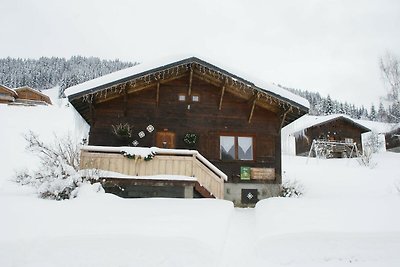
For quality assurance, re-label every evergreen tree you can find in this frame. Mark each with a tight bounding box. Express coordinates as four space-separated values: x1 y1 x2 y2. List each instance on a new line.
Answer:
369 104 377 121
377 102 387 122
325 95 334 115
0 56 136 94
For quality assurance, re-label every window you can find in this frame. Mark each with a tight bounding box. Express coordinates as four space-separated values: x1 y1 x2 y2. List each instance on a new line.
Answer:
178 94 186 101
192 95 200 102
220 135 254 160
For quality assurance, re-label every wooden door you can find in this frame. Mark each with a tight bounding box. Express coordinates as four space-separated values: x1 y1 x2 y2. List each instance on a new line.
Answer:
156 131 176 148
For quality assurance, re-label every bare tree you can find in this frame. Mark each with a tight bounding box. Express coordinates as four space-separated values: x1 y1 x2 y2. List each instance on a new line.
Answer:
380 52 400 122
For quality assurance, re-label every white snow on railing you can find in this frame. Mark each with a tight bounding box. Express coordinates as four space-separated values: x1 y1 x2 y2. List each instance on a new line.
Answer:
80 145 228 181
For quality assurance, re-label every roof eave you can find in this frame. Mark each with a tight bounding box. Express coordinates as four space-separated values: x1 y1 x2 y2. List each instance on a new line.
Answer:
67 56 309 113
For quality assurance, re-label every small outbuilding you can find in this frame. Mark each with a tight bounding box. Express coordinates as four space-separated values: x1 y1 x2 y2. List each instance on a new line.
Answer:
282 114 371 157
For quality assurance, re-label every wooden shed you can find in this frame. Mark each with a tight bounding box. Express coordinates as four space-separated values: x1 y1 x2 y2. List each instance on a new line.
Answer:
66 56 309 206
14 86 52 105
282 114 370 157
0 84 17 104
385 125 400 152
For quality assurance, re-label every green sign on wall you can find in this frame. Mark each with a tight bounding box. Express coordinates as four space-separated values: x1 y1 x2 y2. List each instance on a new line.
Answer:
240 166 251 180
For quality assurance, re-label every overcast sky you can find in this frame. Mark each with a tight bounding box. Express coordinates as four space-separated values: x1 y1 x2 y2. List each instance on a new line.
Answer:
1 0 400 107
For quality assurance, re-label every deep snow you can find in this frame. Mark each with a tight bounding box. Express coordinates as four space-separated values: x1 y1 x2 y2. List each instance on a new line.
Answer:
1 90 400 266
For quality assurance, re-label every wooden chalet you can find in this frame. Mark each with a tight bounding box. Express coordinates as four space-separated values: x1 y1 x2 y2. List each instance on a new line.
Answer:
282 114 371 158
0 84 18 104
14 86 52 105
66 56 309 206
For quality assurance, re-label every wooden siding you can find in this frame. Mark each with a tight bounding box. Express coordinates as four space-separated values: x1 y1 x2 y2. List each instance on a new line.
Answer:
0 86 16 103
15 88 52 105
295 118 367 155
80 150 224 198
87 74 282 183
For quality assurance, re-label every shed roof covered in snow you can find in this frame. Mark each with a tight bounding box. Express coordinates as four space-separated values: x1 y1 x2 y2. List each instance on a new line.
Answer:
66 56 309 126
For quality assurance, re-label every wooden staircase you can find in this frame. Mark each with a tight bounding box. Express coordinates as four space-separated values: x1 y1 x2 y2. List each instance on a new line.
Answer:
194 182 215 198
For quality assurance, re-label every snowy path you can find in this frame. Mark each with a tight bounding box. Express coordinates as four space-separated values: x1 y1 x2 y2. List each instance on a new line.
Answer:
219 208 258 267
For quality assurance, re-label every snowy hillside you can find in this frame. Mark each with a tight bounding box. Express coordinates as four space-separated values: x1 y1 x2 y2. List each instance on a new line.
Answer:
1 93 400 267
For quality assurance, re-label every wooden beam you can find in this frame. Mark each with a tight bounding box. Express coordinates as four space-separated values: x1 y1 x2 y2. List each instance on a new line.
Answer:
89 96 96 125
279 107 292 133
248 94 257 123
219 78 228 110
156 82 160 107
89 72 189 105
188 67 193 96
123 85 128 116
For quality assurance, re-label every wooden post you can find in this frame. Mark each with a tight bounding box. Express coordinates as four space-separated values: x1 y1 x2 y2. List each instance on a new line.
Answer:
188 67 193 96
156 82 160 107
219 78 227 110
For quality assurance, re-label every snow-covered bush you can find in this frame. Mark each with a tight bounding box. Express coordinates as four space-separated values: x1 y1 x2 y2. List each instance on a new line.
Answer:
14 131 101 200
357 147 377 168
280 180 304 197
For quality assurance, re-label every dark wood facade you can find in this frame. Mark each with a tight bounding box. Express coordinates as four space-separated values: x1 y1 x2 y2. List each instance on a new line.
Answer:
88 75 283 183
68 57 309 204
295 116 370 156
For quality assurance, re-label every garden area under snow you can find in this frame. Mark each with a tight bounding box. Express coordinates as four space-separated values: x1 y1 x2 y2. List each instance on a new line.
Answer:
0 91 400 267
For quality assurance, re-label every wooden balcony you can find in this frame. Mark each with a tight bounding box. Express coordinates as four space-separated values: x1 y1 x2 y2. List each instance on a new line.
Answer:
80 146 227 199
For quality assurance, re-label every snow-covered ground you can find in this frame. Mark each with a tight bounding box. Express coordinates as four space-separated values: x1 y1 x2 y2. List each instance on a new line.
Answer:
1 91 400 266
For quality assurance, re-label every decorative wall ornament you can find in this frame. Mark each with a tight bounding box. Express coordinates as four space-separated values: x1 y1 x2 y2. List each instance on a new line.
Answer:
111 123 133 140
146 125 154 133
138 131 145 138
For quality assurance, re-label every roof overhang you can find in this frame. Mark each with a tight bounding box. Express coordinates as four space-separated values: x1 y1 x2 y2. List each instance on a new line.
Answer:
67 57 309 126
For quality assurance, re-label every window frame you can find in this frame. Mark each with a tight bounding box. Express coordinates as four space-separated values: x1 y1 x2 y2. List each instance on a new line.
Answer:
178 94 186 102
191 94 200 102
219 134 255 161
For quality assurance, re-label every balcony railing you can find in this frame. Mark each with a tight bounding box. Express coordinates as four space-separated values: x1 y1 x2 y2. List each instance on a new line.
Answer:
79 146 227 199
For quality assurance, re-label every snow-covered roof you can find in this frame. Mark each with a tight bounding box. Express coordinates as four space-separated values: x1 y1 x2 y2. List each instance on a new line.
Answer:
353 119 396 134
15 86 50 99
66 55 309 110
282 114 372 136
0 84 17 96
